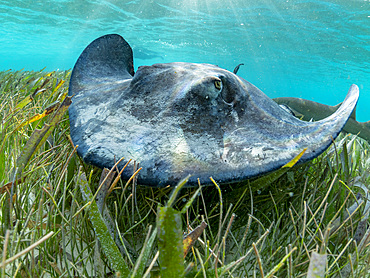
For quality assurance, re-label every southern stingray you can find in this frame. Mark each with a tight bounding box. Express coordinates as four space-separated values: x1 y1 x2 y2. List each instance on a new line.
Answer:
68 34 359 187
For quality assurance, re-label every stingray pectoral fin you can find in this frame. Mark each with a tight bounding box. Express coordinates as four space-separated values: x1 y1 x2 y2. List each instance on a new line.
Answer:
69 34 134 97
299 84 359 161
276 84 358 168
273 85 368 143
228 84 359 180
322 84 358 122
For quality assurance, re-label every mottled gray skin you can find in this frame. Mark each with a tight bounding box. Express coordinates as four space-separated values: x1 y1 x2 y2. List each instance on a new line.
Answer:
273 97 370 143
68 34 359 187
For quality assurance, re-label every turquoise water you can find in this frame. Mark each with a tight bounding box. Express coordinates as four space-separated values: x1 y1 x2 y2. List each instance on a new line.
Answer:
1 0 369 121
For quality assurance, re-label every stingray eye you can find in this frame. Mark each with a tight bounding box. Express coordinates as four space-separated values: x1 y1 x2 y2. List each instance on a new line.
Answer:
214 80 222 90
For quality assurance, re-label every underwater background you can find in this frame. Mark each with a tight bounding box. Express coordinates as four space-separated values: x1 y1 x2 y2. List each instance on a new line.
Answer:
1 0 368 121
